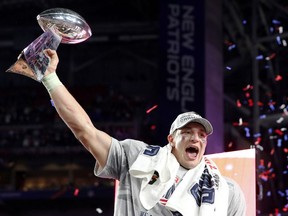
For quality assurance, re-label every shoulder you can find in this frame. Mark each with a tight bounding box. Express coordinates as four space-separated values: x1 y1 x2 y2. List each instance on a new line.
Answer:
224 176 244 199
98 138 149 177
119 138 148 152
112 138 167 161
225 176 240 190
112 138 150 161
224 177 247 216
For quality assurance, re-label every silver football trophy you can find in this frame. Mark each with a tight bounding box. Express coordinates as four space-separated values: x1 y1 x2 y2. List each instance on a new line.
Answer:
6 8 92 81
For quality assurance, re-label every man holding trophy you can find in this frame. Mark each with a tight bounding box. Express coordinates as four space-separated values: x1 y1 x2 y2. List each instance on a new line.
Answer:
6 8 246 216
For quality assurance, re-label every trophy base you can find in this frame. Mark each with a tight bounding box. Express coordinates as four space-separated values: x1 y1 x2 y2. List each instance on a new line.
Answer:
6 54 38 81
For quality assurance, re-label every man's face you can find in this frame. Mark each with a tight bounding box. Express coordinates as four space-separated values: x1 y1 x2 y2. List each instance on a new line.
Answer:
169 122 208 169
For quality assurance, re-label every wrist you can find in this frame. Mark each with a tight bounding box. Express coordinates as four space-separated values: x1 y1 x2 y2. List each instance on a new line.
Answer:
42 72 63 93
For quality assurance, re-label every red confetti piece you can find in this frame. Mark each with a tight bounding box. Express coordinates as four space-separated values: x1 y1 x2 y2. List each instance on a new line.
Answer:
248 99 254 106
275 129 284 136
268 161 272 168
257 101 264 106
233 122 249 126
74 188 79 196
255 137 262 145
232 118 249 126
146 105 158 114
275 75 283 81
259 173 268 181
275 208 279 214
236 99 242 107
268 101 276 106
267 53 276 60
242 85 253 91
224 40 233 46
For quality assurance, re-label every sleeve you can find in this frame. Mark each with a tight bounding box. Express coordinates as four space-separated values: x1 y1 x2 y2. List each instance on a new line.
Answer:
94 137 124 180
94 138 148 180
225 177 247 216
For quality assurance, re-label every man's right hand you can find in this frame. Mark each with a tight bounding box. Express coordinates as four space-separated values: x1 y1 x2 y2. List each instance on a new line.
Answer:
44 49 59 76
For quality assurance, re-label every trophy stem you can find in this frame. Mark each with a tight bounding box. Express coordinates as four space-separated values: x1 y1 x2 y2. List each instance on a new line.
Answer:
6 28 62 82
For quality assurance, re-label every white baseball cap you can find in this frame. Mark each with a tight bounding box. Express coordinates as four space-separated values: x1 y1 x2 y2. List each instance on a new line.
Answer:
169 111 213 135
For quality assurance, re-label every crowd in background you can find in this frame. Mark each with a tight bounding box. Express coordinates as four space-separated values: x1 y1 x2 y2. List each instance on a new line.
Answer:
0 86 146 149
0 86 148 194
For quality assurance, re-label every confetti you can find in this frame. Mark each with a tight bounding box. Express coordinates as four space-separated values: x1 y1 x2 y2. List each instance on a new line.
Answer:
146 105 158 114
275 75 282 81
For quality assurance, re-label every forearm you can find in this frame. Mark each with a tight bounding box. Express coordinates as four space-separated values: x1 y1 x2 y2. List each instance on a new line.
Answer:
42 73 89 137
51 85 93 140
42 72 111 168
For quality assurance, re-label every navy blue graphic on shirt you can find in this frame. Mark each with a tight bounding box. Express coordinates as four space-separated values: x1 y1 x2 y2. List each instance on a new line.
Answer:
143 145 160 156
190 166 215 206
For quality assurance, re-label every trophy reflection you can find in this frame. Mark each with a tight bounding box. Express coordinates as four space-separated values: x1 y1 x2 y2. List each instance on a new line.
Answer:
6 8 92 81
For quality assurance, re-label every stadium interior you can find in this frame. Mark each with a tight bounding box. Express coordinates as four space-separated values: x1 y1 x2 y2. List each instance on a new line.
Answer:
0 0 288 215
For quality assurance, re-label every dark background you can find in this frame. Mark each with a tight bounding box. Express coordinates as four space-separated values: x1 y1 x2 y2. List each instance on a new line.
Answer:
0 0 288 215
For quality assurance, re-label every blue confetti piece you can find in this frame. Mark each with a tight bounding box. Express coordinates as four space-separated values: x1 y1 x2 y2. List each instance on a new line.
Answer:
272 19 281 24
256 55 264 60
228 44 236 51
269 104 275 111
254 133 261 138
270 27 274 33
276 36 281 45
244 127 250 137
278 190 285 197
226 66 232 70
50 99 55 107
277 139 282 147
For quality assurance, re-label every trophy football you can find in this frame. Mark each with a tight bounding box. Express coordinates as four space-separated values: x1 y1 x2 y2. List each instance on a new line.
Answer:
6 8 92 81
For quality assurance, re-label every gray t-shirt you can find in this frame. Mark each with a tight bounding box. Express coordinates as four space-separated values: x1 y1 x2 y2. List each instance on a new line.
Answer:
95 138 246 216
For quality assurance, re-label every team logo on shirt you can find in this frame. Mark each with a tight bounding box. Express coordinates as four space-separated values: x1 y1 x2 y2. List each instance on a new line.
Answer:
190 166 216 206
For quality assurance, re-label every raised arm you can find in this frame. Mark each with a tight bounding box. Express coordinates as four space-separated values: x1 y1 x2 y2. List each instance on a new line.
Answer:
42 49 112 169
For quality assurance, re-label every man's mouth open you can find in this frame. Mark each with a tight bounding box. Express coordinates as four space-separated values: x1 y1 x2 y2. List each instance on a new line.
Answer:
185 146 199 160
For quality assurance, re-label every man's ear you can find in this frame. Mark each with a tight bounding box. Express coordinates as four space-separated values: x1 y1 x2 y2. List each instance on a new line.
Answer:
167 134 174 147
